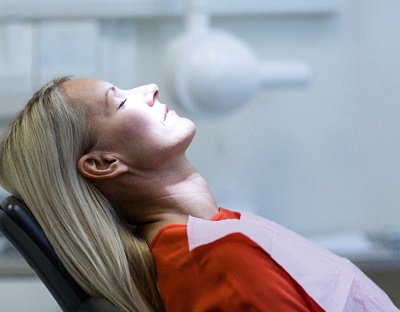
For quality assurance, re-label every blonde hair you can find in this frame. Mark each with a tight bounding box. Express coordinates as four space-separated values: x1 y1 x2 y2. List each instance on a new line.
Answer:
0 77 165 312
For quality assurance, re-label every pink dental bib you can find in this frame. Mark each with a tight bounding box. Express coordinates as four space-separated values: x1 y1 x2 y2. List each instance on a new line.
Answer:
187 211 398 311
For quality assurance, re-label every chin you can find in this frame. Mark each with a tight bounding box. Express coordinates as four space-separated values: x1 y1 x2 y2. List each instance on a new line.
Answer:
187 120 197 138
180 121 196 147
179 116 196 132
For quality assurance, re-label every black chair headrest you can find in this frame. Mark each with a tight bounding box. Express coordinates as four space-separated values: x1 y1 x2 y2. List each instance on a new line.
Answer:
0 195 89 311
0 195 124 312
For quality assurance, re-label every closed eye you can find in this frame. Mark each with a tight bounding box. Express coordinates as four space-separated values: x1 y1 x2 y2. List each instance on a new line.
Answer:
118 98 127 109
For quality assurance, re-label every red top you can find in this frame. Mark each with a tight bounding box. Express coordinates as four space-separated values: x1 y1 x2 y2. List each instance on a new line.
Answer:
150 208 324 311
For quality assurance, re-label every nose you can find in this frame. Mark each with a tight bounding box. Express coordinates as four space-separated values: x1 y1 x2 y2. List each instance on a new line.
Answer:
126 84 159 107
141 84 159 107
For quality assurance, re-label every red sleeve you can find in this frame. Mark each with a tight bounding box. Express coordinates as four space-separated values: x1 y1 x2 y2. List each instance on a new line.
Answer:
151 226 323 312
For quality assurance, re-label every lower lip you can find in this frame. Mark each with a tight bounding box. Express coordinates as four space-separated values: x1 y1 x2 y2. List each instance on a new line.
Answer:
166 109 175 119
165 110 176 122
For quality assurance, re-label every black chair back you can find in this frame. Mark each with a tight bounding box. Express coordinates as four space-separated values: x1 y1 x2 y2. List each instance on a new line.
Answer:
0 195 122 312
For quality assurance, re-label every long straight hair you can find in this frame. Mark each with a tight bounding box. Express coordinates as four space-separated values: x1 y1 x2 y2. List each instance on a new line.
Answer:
0 77 165 312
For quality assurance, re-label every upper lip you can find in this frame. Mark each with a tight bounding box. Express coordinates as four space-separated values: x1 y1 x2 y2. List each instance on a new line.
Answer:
164 105 168 120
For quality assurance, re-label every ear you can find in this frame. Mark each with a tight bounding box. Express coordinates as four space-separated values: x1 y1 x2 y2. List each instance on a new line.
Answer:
77 153 129 180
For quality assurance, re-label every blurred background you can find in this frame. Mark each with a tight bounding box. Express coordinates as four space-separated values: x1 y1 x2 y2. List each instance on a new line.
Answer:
0 0 399 310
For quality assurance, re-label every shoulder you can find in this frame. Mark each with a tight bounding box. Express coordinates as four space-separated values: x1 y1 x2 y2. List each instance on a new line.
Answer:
151 218 286 283
152 226 319 311
151 220 266 272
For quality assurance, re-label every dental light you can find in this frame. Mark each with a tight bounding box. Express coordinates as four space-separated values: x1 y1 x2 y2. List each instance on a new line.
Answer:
165 3 312 117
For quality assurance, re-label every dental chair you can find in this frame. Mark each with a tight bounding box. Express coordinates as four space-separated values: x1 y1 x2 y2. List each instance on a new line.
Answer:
0 195 123 312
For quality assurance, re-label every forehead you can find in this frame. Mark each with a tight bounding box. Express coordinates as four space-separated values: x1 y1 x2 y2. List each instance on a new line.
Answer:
62 78 112 105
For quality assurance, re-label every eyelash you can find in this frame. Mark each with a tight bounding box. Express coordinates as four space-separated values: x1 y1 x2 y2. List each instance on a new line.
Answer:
118 98 127 109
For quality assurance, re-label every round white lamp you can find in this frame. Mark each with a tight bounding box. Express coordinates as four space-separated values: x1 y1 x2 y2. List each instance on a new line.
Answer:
165 10 312 116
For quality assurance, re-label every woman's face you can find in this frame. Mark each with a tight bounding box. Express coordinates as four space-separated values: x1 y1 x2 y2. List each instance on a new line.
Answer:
63 78 196 170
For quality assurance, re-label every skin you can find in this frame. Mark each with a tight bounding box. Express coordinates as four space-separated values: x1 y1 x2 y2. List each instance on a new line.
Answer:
62 78 219 244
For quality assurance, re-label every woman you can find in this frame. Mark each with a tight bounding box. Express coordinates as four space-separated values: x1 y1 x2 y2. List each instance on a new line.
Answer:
0 77 397 311
0 77 166 312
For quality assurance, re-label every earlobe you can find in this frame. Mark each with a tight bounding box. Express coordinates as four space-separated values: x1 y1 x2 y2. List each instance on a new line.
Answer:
77 153 128 180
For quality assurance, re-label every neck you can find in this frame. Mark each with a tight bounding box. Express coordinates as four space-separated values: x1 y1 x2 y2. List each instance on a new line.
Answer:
111 158 219 244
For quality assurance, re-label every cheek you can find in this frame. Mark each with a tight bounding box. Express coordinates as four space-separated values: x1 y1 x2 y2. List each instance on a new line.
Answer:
110 110 152 138
112 116 163 153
